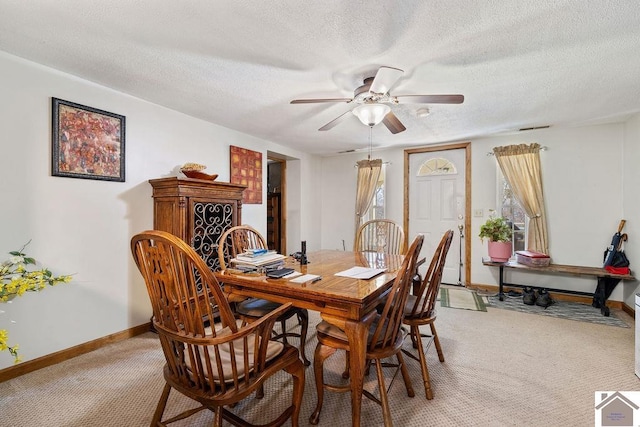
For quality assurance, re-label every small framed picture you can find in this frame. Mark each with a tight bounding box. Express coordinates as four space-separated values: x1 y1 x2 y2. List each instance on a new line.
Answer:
230 145 263 204
51 98 126 182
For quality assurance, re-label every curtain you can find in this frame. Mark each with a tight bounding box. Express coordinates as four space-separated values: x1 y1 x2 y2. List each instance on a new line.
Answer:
493 143 549 254
354 159 382 241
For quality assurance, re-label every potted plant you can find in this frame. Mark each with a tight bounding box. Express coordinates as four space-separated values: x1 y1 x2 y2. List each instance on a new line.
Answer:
479 216 513 262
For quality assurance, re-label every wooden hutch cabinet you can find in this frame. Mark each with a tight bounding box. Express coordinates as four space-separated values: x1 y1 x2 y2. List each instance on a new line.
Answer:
149 177 246 272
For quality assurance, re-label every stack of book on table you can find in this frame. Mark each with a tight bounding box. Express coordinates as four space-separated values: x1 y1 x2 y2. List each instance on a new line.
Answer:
231 248 286 270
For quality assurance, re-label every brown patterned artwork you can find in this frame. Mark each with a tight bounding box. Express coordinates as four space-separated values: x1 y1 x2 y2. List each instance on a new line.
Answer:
230 145 262 204
51 98 126 182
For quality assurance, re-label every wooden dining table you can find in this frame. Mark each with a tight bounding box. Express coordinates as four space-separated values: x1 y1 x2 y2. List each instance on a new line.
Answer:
214 249 408 427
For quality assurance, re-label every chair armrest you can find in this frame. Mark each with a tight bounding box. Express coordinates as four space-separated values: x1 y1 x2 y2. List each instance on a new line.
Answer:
157 302 293 347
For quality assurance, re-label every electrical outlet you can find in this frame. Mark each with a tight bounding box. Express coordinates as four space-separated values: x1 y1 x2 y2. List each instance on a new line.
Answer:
474 209 484 217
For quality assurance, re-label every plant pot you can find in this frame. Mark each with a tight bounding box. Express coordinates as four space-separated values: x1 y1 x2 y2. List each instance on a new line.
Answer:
488 241 512 262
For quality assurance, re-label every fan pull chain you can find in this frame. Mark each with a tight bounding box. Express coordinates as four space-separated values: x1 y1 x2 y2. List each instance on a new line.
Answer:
368 125 373 161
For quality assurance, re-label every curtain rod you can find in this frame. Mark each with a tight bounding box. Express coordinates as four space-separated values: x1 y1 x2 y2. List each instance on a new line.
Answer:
354 161 391 168
486 146 548 156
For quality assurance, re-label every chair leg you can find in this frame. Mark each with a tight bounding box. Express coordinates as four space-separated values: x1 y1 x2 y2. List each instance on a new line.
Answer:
151 383 171 427
374 359 393 427
430 323 445 362
411 325 419 349
397 352 415 398
255 384 265 399
213 407 223 427
284 357 306 427
309 343 337 425
280 319 289 344
413 328 433 400
297 310 310 366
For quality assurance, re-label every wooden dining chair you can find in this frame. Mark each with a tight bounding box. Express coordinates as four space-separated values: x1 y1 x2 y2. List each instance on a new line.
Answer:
354 219 406 255
218 225 310 366
354 219 424 293
310 234 424 427
402 230 454 400
131 230 304 427
217 225 269 270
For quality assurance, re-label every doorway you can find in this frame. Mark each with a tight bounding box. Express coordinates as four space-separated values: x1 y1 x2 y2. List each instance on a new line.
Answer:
404 142 471 286
267 157 286 254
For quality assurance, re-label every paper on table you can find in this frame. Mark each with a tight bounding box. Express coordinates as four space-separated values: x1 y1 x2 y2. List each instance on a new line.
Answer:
289 274 321 283
334 266 387 279
283 271 302 279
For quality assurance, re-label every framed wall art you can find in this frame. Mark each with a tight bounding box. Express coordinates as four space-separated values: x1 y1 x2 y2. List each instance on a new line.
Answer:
51 98 126 182
230 145 262 204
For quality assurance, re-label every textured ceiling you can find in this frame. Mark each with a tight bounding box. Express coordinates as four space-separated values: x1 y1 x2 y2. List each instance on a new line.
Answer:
1 1 640 156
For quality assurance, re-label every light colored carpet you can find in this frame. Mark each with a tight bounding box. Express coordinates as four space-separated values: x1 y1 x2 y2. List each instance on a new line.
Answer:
440 287 487 312
0 304 638 426
485 293 629 328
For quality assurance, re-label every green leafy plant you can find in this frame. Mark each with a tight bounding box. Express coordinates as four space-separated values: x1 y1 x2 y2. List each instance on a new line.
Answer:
1 242 72 363
478 216 513 243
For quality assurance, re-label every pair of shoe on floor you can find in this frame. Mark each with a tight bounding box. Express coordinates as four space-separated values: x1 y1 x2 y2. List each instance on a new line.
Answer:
523 287 553 308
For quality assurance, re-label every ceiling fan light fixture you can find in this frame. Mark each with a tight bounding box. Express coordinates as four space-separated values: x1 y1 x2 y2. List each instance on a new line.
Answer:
352 103 391 127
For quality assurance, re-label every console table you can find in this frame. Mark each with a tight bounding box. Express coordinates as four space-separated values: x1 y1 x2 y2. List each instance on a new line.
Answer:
482 258 635 301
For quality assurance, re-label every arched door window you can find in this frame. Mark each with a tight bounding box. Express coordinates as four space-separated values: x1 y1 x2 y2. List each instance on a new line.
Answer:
417 157 457 176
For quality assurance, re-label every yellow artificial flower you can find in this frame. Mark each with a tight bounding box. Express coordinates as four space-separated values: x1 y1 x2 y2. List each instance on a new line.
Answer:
1 242 73 363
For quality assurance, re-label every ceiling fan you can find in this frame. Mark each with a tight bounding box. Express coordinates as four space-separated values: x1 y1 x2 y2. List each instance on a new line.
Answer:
290 66 464 134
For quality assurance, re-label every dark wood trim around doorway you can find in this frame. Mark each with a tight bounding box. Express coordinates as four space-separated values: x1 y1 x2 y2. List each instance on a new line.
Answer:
403 142 472 286
267 156 287 255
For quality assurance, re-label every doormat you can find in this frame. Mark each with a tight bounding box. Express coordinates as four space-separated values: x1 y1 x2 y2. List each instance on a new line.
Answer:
440 288 487 312
485 294 629 328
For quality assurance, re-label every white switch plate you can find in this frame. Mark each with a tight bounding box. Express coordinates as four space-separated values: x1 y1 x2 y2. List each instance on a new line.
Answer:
474 209 483 217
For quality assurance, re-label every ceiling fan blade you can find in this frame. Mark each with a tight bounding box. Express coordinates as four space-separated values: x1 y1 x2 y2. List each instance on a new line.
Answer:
382 111 406 134
395 94 465 104
290 98 352 104
369 66 404 95
318 110 353 131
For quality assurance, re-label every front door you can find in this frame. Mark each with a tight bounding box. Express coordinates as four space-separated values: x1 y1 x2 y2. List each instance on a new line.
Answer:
405 143 470 285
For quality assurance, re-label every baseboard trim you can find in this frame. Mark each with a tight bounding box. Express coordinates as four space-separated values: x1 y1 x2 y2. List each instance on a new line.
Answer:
0 322 152 383
622 301 635 319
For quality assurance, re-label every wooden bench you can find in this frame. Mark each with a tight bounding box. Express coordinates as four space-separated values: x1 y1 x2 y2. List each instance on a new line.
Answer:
482 258 635 301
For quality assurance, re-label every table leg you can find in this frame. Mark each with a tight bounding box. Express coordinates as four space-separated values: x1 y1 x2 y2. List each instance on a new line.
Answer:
320 311 376 427
342 318 368 427
499 265 505 301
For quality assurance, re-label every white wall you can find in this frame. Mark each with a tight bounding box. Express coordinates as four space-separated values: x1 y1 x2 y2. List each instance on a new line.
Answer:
623 114 640 307
471 125 626 296
0 51 319 368
320 123 634 299
2 46 637 369
300 157 323 251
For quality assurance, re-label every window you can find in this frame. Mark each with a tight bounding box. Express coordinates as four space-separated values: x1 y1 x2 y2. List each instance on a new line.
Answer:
498 168 527 253
365 164 386 221
417 157 456 176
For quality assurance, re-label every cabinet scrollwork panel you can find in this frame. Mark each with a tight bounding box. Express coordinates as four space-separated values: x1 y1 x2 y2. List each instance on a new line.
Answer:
191 201 235 273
